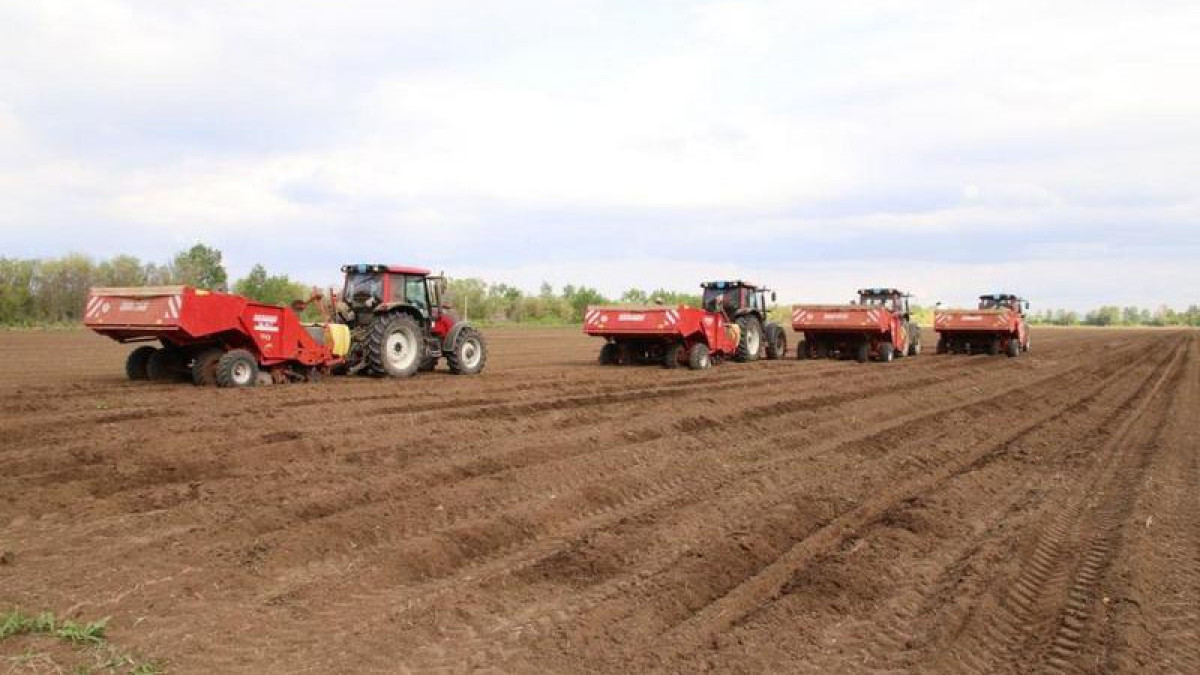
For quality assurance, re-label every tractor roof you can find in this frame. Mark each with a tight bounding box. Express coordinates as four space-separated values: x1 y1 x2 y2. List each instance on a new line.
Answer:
701 280 764 290
341 264 432 276
980 293 1023 301
858 287 907 297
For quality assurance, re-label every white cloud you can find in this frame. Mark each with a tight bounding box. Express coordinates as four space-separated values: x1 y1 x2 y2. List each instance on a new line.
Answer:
0 0 1197 309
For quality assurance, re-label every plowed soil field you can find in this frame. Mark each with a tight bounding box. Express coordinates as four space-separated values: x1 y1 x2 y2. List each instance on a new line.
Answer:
2 327 1197 673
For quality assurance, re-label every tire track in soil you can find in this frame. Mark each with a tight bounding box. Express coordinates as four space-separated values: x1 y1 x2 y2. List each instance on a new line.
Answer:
689 337 1182 675
290 336 1169 671
934 336 1188 674
623 336 1186 670
704 333 1187 675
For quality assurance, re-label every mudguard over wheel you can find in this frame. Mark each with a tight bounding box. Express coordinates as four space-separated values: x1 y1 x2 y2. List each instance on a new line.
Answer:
687 342 712 370
367 314 422 378
125 345 157 380
191 348 224 386
446 327 487 375
764 323 787 360
735 316 762 362
215 349 259 388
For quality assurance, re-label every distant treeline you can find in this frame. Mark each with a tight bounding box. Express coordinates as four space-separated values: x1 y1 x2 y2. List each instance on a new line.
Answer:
0 246 698 326
1028 306 1200 327
3 247 1196 327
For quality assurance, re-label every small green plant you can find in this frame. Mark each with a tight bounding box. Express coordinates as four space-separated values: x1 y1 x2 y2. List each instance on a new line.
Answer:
1 608 160 674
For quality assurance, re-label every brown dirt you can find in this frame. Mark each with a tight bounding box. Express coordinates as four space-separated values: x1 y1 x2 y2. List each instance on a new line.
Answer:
1 326 1196 673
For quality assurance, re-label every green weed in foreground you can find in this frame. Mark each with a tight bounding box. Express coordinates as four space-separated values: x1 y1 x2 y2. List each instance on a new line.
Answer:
1 608 162 674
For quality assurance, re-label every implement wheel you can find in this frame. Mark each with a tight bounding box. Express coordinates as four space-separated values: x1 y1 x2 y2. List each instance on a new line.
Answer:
125 346 156 380
447 327 487 375
879 342 896 362
191 348 224 386
1007 337 1021 358
599 343 619 365
855 341 870 363
367 314 422 378
215 349 259 388
987 338 1001 356
662 342 683 369
687 343 712 370
147 347 186 381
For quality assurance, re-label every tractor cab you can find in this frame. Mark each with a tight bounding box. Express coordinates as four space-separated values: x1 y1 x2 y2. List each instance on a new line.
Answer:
857 288 912 318
701 281 776 320
978 293 1028 313
339 264 452 324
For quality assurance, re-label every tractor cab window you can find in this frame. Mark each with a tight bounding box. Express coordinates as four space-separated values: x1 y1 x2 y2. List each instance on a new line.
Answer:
979 297 1000 310
702 287 738 316
345 273 383 306
861 294 887 307
748 290 763 312
406 276 429 313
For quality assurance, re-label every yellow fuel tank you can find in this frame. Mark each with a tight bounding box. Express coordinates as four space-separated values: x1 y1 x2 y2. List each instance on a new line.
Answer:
324 323 351 357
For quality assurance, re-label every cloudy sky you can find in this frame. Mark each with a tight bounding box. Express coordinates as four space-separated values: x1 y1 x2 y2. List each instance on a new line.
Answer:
1 0 1197 309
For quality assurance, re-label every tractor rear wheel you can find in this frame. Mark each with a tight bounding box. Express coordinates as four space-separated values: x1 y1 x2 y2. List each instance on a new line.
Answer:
599 343 619 365
367 315 423 378
147 347 186 381
735 317 762 362
855 341 870 363
215 349 259 388
191 348 224 386
764 323 787 360
662 342 683 369
1007 337 1021 357
125 346 157 380
687 343 712 370
879 342 896 362
447 327 487 375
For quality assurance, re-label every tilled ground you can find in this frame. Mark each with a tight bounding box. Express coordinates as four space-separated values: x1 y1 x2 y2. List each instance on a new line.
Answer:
1 327 1196 673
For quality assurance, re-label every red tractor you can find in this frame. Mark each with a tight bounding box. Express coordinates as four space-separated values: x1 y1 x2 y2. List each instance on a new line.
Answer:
584 280 787 370
334 264 487 377
934 293 1030 357
792 288 922 363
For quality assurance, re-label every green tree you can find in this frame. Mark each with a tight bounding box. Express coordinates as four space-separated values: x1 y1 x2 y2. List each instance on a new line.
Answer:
233 264 308 306
96 254 147 287
620 288 648 304
171 243 227 289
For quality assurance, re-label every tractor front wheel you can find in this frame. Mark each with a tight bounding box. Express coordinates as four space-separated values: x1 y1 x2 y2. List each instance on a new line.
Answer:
447 328 487 375
687 343 712 370
125 346 157 380
215 349 259 388
735 317 763 362
764 323 787 360
367 315 423 378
